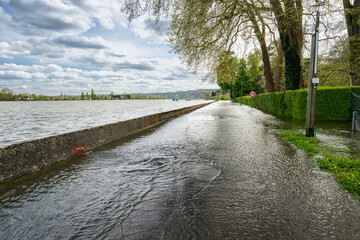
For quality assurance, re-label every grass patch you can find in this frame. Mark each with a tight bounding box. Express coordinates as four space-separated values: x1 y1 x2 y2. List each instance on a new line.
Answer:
279 131 321 156
279 130 360 199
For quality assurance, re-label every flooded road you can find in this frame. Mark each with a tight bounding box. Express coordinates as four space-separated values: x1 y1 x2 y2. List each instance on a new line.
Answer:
1 101 360 239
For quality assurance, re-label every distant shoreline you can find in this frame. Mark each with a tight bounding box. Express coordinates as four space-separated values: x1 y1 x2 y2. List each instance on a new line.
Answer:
0 88 219 101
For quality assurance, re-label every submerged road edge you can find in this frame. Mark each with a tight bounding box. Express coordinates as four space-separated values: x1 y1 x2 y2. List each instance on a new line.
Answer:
0 102 213 183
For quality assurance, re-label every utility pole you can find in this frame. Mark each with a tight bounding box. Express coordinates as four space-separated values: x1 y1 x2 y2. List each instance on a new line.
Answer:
305 5 321 137
240 80 243 105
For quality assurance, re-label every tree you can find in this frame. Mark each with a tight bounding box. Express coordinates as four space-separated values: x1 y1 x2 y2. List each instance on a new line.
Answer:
247 51 264 94
169 0 278 92
91 89 95 100
0 88 15 101
216 53 263 98
216 54 240 90
122 0 277 92
269 0 303 90
343 0 360 85
234 58 251 98
122 0 353 91
303 38 352 87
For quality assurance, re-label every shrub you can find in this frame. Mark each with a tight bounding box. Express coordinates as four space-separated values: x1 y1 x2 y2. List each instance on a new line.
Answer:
273 92 285 117
316 87 351 120
237 87 353 121
292 89 308 120
284 91 294 118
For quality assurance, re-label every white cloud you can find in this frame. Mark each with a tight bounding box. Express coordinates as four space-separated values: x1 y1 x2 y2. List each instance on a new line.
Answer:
0 70 32 79
9 0 93 34
0 62 218 95
131 17 170 44
54 35 109 49
0 1 219 95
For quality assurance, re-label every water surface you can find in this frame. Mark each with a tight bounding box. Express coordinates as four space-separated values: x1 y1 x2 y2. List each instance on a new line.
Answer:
1 102 360 239
0 99 208 147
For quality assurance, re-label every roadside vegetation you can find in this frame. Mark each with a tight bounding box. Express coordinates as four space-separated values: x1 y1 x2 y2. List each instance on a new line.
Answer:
123 1 360 92
235 86 360 121
279 130 360 199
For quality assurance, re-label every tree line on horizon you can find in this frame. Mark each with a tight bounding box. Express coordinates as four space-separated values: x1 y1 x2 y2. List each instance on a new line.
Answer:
0 88 168 101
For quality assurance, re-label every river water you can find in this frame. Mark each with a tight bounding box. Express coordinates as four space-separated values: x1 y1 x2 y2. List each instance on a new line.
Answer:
1 101 360 239
0 99 208 148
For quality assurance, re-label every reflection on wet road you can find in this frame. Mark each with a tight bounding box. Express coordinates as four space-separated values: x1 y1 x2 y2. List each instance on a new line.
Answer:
1 101 360 239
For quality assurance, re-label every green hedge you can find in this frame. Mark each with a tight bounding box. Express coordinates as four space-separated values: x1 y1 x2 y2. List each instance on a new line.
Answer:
235 86 355 121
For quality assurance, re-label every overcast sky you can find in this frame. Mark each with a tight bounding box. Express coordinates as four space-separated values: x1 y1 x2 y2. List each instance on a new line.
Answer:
0 0 219 95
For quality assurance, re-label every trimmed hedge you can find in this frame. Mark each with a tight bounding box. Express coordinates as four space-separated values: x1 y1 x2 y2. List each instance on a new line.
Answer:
235 86 355 121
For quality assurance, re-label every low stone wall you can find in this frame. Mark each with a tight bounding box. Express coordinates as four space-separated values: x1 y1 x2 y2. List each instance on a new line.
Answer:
0 102 212 183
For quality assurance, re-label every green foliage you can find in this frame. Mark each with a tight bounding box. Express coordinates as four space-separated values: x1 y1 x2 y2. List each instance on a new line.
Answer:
232 58 250 98
217 52 264 99
284 91 294 118
302 38 353 88
273 92 285 117
279 131 320 156
246 52 264 94
316 87 351 120
217 56 240 89
279 130 360 199
292 89 307 120
352 86 360 95
0 88 16 101
91 88 95 100
238 87 355 121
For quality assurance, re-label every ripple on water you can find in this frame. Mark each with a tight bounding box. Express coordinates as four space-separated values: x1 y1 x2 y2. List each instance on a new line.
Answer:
1 102 360 239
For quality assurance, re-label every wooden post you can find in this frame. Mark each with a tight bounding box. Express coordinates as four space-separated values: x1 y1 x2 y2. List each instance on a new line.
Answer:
305 6 321 137
240 80 243 105
305 34 316 137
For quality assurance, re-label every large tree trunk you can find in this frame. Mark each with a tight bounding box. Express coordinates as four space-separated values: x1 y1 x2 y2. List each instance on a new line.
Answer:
249 14 275 92
270 0 303 90
343 0 360 86
275 43 283 91
260 41 275 92
280 32 302 90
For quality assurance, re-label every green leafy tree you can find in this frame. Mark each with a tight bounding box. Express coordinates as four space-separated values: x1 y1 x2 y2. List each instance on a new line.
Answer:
0 88 15 101
91 89 95 100
303 39 352 87
247 51 264 94
233 59 251 98
122 0 278 92
216 54 240 92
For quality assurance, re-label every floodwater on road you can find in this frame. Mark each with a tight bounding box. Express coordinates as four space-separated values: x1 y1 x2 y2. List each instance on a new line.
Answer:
1 101 360 239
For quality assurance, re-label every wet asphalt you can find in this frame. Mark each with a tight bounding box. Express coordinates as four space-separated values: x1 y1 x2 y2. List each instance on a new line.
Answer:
1 101 360 240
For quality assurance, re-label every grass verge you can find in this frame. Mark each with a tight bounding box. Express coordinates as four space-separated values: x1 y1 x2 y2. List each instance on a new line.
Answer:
279 130 360 199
